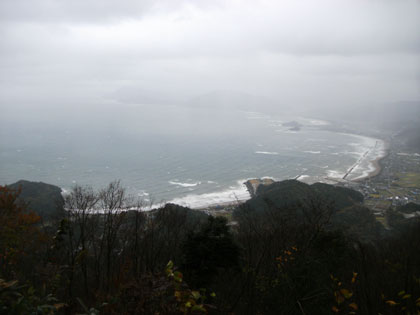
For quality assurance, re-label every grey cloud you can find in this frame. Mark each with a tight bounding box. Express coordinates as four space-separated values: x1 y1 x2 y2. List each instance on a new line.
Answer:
0 0 418 112
0 0 224 24
0 0 152 23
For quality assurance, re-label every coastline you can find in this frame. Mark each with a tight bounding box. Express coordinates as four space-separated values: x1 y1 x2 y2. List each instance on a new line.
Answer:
58 127 391 211
98 137 392 212
348 139 390 183
191 135 390 210
352 145 389 182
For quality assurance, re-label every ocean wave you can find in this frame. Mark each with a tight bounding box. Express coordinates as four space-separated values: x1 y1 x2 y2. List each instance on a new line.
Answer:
60 188 70 197
303 150 321 154
343 136 388 181
255 151 279 155
296 175 310 181
167 179 251 209
338 151 361 156
297 117 330 126
326 170 346 179
138 190 149 197
306 138 327 142
168 180 201 187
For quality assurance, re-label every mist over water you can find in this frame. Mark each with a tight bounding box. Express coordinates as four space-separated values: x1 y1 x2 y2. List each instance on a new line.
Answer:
0 104 382 207
0 0 418 209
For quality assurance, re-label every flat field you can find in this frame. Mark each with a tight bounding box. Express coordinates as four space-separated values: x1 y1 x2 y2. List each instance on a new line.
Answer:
393 172 420 188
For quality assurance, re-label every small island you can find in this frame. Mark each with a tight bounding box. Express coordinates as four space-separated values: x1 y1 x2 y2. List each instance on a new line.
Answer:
282 120 302 131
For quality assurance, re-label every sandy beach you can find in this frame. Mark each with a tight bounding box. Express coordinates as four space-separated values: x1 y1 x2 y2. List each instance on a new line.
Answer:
352 148 389 182
192 136 390 210
347 139 390 182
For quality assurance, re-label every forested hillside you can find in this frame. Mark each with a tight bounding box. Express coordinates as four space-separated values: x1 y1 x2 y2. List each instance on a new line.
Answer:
1 180 419 314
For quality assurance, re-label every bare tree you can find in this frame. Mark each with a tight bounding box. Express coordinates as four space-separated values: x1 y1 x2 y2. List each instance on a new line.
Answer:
64 185 99 297
96 180 127 293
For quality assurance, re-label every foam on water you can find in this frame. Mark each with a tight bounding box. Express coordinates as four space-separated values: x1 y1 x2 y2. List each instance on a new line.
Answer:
303 151 321 154
297 117 330 126
255 151 279 155
60 188 70 197
169 180 201 187
167 179 251 209
296 175 310 181
138 190 149 197
345 137 388 181
326 170 347 179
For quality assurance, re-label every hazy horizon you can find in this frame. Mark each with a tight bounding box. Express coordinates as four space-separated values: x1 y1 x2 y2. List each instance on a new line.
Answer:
1 0 420 205
1 0 419 118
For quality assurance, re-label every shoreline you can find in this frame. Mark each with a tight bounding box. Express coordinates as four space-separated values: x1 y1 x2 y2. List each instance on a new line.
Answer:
192 136 390 210
58 128 391 211
349 139 390 183
351 146 389 182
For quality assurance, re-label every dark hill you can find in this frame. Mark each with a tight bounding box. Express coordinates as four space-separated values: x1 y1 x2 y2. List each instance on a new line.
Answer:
252 180 363 212
331 205 383 239
237 179 382 239
397 202 420 214
152 203 209 224
311 182 364 209
8 180 65 221
254 179 313 209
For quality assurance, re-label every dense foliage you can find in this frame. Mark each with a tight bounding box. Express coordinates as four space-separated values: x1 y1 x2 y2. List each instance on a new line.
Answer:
1 180 419 314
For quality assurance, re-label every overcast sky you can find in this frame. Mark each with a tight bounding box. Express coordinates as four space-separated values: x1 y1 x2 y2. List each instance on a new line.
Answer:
0 0 419 112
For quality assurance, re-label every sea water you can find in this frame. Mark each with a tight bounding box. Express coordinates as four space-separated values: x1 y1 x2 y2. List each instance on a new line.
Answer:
0 104 386 208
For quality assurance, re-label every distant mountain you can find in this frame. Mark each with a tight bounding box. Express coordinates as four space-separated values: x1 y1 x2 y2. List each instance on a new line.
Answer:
186 90 288 113
303 100 420 124
111 86 174 106
8 180 65 221
395 123 420 151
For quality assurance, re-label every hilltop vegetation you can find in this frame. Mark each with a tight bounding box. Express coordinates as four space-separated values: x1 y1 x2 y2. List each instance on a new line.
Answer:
253 179 364 211
7 180 64 221
1 179 419 314
243 180 382 240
